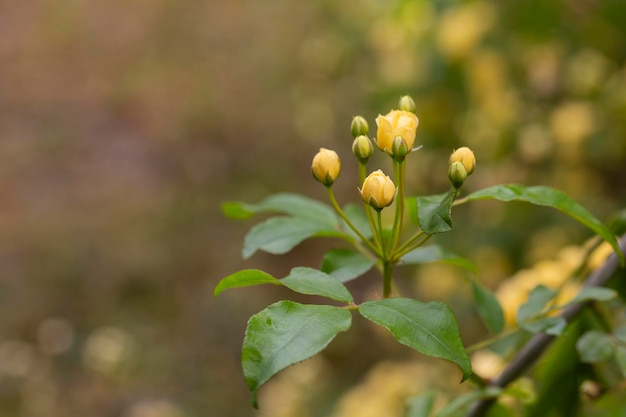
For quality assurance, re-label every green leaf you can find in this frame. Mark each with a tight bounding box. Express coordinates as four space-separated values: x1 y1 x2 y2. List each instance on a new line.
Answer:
516 285 566 335
516 285 556 323
464 184 625 265
570 287 617 304
400 245 478 274
242 216 343 258
406 391 436 417
281 267 354 303
222 193 338 226
576 330 615 363
242 301 352 408
320 248 376 283
416 189 458 235
359 298 472 380
214 269 280 296
470 280 505 334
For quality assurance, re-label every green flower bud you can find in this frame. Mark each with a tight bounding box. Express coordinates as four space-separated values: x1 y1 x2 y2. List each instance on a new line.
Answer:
398 95 416 113
350 115 369 138
312 148 341 186
391 136 409 161
448 161 468 188
352 135 373 164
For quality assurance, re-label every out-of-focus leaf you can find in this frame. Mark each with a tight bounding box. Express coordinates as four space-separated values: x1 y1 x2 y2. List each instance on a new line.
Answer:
615 346 626 378
570 287 617 304
416 189 458 235
614 326 626 344
242 301 351 408
406 391 436 417
214 269 280 296
516 285 556 323
359 298 471 380
222 193 337 226
400 245 478 273
435 388 501 417
281 267 353 303
576 330 615 363
242 216 343 258
517 285 565 335
470 280 505 334
406 196 419 225
520 317 567 336
464 185 625 265
320 248 376 283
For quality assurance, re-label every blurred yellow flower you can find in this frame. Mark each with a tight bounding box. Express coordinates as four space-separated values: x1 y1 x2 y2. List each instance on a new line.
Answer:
549 101 596 161
436 2 495 60
375 110 419 154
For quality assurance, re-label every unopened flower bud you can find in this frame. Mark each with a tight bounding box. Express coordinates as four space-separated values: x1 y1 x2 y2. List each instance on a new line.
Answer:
360 170 396 210
352 135 373 164
312 148 341 186
350 115 369 138
449 147 476 175
448 161 468 188
391 136 409 161
376 110 419 155
398 95 416 113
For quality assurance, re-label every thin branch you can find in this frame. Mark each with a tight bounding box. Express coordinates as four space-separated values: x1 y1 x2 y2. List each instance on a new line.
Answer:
466 234 626 417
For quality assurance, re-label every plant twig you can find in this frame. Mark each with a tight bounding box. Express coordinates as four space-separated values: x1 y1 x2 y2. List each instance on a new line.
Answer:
466 234 626 417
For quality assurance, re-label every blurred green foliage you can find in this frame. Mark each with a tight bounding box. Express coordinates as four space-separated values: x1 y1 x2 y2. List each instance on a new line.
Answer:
1 0 626 416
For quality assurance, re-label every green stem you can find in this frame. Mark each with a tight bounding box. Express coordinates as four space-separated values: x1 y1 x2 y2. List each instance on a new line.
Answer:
383 261 393 298
394 230 426 257
393 234 433 261
376 209 386 258
359 163 382 250
389 160 406 254
327 186 381 257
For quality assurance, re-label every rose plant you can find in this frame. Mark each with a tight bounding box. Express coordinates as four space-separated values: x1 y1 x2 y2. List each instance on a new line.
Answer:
215 96 625 415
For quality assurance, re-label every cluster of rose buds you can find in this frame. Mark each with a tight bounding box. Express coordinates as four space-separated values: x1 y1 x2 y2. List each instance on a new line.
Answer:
311 95 476 211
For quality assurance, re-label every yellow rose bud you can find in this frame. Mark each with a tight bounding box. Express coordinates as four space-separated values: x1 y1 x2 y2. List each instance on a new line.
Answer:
312 148 341 186
449 146 476 175
350 115 369 138
375 110 419 155
352 135 373 164
398 95 416 113
448 161 468 188
360 170 396 210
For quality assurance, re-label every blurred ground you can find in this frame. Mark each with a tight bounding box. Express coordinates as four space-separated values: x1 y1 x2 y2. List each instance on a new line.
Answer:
1 0 626 416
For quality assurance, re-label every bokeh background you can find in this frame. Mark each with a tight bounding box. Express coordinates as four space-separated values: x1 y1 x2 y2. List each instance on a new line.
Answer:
2 0 626 416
